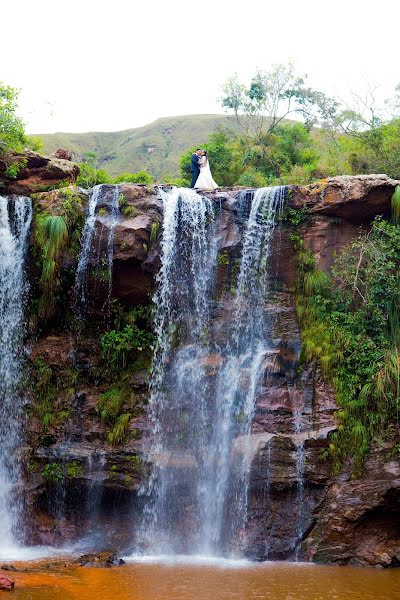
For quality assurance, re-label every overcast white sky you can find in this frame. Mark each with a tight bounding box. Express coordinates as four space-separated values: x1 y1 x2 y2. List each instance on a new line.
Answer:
2 0 399 133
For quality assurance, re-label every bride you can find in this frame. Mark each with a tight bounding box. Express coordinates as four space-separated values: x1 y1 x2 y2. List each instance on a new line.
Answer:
195 150 219 190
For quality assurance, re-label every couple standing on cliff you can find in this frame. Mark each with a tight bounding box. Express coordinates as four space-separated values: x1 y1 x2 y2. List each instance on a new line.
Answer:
190 149 219 190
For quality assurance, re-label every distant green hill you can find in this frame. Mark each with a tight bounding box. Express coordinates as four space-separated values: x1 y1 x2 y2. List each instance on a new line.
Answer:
37 114 241 178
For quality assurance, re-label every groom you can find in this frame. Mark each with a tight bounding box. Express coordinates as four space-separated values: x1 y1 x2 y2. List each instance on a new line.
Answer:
190 148 202 188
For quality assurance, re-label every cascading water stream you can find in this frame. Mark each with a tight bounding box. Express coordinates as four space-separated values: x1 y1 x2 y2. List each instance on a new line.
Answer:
293 409 305 559
208 186 285 553
137 185 285 558
75 184 120 315
139 187 218 554
0 195 32 557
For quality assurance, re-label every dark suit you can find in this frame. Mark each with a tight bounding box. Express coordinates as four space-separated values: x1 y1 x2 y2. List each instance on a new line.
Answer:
190 153 200 188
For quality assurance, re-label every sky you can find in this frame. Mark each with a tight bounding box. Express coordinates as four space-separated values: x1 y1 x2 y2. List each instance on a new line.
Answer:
2 0 399 134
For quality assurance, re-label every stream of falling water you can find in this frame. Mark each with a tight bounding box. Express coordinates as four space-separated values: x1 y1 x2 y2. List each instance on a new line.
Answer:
75 184 120 315
137 186 285 558
0 195 32 557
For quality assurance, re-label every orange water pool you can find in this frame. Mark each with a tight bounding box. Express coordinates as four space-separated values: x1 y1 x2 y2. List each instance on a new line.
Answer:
6 560 400 600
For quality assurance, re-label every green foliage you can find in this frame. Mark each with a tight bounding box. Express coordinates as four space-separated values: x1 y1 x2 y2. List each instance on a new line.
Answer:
0 82 26 155
217 251 230 266
97 387 125 423
4 158 27 179
76 162 111 188
113 171 153 184
150 221 160 244
29 358 74 432
33 189 84 321
100 324 155 371
107 413 132 445
96 387 137 446
42 463 62 484
122 205 137 217
392 186 400 225
237 168 270 187
34 214 68 320
280 206 310 225
296 219 400 474
66 461 83 478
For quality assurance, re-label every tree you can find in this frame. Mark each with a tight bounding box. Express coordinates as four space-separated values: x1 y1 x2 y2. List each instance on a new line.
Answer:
0 82 26 155
220 64 336 143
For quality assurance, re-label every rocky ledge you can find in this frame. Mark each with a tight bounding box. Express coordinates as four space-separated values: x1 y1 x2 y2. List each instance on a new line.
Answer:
1 149 79 195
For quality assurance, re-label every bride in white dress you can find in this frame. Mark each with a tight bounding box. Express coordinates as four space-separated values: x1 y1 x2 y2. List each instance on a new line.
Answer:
195 150 219 190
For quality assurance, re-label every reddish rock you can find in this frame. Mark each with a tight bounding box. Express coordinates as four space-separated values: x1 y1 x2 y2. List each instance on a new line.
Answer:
289 174 399 222
2 150 79 195
305 446 400 567
0 575 14 591
301 217 363 273
50 148 73 161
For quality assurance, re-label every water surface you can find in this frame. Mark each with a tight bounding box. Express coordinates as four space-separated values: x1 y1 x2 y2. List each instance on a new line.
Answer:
8 562 400 600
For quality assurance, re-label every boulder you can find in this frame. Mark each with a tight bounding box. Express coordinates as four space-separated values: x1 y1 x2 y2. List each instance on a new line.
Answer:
50 148 73 161
0 575 14 591
2 150 79 195
78 551 119 567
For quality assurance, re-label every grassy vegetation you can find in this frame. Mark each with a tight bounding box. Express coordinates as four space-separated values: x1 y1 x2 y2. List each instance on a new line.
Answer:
294 201 400 475
29 357 75 433
32 188 85 322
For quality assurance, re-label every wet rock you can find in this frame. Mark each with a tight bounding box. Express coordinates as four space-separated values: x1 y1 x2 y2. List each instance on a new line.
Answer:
304 446 400 567
0 574 14 591
78 551 119 567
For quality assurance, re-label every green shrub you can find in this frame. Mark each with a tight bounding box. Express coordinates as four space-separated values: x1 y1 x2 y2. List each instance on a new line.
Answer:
76 163 110 188
42 463 63 484
122 205 136 217
113 171 153 184
296 218 400 474
237 168 270 188
100 324 155 372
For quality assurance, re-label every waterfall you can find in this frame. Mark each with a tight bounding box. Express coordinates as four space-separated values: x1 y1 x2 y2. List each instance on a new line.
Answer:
207 186 285 553
138 186 285 558
139 187 218 554
294 410 305 559
75 184 120 315
0 195 32 556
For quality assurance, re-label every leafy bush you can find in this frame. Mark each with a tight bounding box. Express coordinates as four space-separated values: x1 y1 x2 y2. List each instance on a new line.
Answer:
100 324 154 371
42 463 63 484
296 218 400 474
113 171 153 184
122 205 136 217
76 163 110 188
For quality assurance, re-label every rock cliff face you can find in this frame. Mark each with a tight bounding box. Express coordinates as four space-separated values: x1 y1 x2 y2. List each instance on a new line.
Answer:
18 174 400 565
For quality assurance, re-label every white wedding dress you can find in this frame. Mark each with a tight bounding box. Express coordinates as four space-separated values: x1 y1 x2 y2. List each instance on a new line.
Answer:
195 157 219 190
